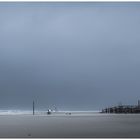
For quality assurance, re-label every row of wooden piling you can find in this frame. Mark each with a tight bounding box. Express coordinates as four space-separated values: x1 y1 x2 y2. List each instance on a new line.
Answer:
102 106 140 113
102 100 140 114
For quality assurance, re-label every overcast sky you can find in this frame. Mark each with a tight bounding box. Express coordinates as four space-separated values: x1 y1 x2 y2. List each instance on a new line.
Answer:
0 2 140 110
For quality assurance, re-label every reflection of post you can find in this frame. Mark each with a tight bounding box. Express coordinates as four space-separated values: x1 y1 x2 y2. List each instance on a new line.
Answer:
33 100 35 115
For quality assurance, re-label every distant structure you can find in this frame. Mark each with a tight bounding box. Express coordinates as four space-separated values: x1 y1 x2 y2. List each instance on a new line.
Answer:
138 100 140 108
101 100 140 114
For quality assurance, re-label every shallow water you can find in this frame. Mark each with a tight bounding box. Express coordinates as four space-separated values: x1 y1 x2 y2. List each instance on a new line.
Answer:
0 113 140 138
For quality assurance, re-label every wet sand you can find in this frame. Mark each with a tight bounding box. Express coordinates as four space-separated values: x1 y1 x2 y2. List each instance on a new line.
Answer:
0 113 140 138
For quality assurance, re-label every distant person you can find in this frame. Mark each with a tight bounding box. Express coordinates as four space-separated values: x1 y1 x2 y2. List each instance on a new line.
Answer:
47 109 51 115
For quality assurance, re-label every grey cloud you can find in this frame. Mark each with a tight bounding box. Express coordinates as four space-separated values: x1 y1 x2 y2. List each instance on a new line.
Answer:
0 2 140 110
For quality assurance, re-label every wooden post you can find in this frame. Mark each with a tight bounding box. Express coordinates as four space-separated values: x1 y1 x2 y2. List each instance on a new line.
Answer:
33 100 35 115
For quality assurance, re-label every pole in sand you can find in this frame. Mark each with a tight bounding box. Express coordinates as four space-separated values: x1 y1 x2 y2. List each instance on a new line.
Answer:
33 100 35 115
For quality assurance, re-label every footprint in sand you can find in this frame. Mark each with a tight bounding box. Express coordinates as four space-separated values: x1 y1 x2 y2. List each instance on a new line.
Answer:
28 133 31 137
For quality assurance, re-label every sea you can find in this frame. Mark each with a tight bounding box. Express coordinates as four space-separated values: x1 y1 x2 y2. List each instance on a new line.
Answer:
0 110 99 115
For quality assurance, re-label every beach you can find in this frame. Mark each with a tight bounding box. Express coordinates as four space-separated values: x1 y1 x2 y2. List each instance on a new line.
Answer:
0 112 140 138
